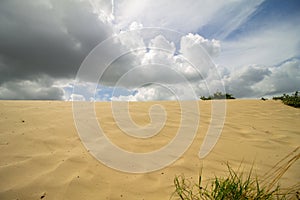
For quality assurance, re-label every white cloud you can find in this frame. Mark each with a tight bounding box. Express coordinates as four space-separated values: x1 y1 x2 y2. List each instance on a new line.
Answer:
204 0 264 39
148 34 176 53
180 33 221 58
179 33 220 79
254 59 300 96
89 0 114 23
97 32 219 88
71 80 98 101
70 93 86 101
219 58 300 98
141 35 177 67
216 19 300 68
111 83 199 101
128 21 144 31
223 65 271 97
114 0 263 35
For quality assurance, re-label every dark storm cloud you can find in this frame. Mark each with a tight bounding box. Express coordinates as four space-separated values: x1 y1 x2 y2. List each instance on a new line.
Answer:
0 0 112 85
0 77 64 100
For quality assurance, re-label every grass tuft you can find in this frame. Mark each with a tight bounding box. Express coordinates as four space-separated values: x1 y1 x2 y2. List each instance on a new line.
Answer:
172 147 300 200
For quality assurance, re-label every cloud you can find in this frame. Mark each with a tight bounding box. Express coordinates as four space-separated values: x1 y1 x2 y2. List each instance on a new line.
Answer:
221 58 300 98
95 32 220 89
216 15 300 68
255 58 300 96
148 34 176 53
111 53 285 102
89 0 115 23
104 32 223 101
0 77 64 100
111 83 199 101
114 0 263 36
180 33 220 58
199 0 264 39
88 31 222 101
1 0 299 100
111 86 173 101
70 93 86 101
0 0 113 99
224 65 271 98
0 0 112 82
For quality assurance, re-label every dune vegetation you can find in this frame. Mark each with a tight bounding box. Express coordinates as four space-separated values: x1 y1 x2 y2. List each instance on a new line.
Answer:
200 91 236 100
172 148 300 200
273 91 300 108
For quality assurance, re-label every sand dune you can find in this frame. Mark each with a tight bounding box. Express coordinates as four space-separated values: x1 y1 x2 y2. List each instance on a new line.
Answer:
0 100 299 199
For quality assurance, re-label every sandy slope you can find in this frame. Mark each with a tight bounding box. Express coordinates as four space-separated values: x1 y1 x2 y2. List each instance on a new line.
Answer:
0 100 299 200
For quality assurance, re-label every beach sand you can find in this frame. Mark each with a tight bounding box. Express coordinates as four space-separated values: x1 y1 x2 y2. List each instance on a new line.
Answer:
0 100 299 199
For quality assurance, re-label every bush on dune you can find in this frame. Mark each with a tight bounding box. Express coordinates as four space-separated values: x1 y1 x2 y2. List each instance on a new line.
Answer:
200 92 235 100
273 91 300 108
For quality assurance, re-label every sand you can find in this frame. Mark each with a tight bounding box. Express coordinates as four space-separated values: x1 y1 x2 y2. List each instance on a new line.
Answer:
0 100 299 199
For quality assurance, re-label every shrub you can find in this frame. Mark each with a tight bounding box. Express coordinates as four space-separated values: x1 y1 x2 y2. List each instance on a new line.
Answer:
200 92 235 100
273 91 300 108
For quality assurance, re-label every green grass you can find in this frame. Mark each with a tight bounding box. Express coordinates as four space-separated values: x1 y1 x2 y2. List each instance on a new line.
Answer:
172 147 300 200
273 91 300 108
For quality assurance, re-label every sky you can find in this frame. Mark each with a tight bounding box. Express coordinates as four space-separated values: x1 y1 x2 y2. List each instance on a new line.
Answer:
0 0 299 101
